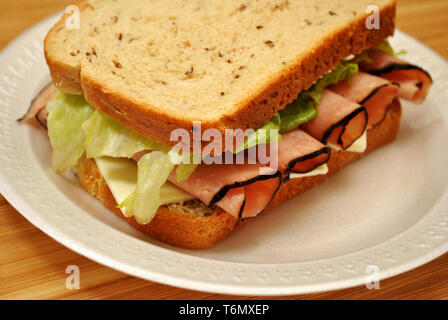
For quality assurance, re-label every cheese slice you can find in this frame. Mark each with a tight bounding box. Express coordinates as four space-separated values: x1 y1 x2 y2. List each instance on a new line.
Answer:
289 164 329 179
329 130 367 153
94 157 195 214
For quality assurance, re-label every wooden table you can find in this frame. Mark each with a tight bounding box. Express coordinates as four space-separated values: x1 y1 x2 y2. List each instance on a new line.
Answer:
1 0 447 300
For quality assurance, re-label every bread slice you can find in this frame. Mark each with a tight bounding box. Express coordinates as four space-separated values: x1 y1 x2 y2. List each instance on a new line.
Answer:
73 100 402 249
45 0 396 146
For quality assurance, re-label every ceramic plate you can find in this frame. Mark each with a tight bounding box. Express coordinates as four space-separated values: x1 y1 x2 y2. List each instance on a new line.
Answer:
1 13 448 295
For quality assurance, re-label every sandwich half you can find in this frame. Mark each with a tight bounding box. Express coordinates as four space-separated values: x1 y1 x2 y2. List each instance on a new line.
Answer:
22 0 433 249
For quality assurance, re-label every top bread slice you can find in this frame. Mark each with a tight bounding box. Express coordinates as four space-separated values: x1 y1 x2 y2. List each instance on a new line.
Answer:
44 0 396 146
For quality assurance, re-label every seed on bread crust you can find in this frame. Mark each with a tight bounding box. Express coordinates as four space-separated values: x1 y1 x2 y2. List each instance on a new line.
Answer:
264 40 275 48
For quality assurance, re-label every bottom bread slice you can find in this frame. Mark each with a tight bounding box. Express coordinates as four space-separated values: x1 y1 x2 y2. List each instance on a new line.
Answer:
73 100 402 249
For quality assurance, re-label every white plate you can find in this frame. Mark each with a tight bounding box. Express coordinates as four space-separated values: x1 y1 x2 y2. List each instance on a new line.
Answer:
1 13 448 296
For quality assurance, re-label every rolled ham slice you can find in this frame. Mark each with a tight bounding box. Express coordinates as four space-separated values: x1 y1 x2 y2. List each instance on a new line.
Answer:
168 163 282 221
360 49 432 104
245 129 331 181
277 129 331 180
329 72 399 128
301 90 368 150
171 129 330 219
18 83 57 129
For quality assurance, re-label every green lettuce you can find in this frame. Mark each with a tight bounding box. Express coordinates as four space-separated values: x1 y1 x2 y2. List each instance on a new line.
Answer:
235 113 282 153
348 40 407 64
278 98 317 133
46 92 95 173
118 151 175 224
167 150 199 181
304 63 359 104
82 110 170 159
82 110 196 181
376 40 407 56
279 62 358 133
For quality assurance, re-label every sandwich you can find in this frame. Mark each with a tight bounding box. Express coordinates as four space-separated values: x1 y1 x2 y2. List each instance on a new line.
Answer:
21 0 433 249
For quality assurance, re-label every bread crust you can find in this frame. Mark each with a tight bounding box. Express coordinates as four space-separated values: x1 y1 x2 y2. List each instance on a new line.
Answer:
45 1 396 147
44 1 92 94
73 100 402 249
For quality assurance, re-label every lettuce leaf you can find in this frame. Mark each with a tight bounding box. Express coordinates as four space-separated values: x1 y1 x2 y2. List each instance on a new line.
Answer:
349 40 406 64
305 63 359 104
235 113 282 153
279 62 358 133
168 150 199 181
46 92 95 173
376 40 407 56
118 151 175 224
279 97 317 133
82 106 195 182
82 110 170 159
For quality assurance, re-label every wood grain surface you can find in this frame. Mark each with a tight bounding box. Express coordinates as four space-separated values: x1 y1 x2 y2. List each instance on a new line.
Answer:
1 0 447 300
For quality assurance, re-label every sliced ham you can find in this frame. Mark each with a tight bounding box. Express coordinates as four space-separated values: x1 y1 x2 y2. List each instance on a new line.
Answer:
301 90 368 150
18 83 57 129
329 72 399 128
276 129 331 180
168 162 282 221
246 129 331 180
35 108 49 130
360 49 432 104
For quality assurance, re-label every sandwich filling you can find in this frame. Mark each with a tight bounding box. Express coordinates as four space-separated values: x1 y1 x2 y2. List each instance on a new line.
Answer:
360 48 433 103
329 72 399 128
22 41 432 224
168 162 282 221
